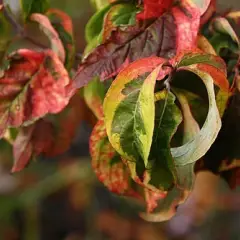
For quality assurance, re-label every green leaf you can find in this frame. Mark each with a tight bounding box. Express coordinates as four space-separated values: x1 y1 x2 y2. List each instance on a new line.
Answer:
103 57 166 169
85 4 111 43
140 88 200 221
211 17 239 45
171 67 222 166
147 90 182 191
210 33 239 55
177 52 226 71
20 0 49 20
83 77 105 119
90 0 109 10
102 3 139 41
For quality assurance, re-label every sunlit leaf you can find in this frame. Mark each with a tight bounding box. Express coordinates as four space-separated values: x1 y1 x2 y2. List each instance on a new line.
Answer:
104 57 167 170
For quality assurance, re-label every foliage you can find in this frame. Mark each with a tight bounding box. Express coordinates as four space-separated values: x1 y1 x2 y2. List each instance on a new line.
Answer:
0 0 239 222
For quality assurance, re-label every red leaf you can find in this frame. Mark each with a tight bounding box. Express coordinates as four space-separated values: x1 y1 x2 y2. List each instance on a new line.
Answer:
0 49 72 137
90 119 141 197
12 93 85 172
137 0 174 20
200 0 216 26
74 3 201 88
12 120 53 173
172 3 200 54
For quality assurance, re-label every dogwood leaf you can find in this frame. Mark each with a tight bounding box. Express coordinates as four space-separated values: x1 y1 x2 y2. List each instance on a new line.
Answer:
47 9 75 70
90 119 140 197
103 57 167 170
171 67 222 165
0 49 71 138
30 13 65 63
74 3 200 87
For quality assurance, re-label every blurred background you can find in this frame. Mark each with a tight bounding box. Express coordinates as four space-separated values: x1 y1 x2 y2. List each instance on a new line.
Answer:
0 0 240 239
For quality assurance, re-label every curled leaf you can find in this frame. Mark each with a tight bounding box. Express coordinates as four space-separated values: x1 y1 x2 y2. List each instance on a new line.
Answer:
211 17 239 45
171 67 222 165
47 9 75 70
30 13 65 62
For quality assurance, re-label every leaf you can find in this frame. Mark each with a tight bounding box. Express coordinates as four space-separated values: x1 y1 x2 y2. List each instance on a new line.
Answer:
21 0 49 20
12 119 53 173
102 3 139 42
140 88 200 221
136 0 174 20
11 93 85 172
85 4 112 43
90 0 109 10
146 90 182 191
170 66 222 165
47 9 75 70
176 51 226 71
188 0 211 15
197 35 217 55
140 186 190 222
174 51 229 93
0 49 71 137
30 13 65 63
103 57 167 169
211 17 239 45
83 77 105 119
200 0 216 26
74 2 201 87
90 119 140 197
172 3 200 54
